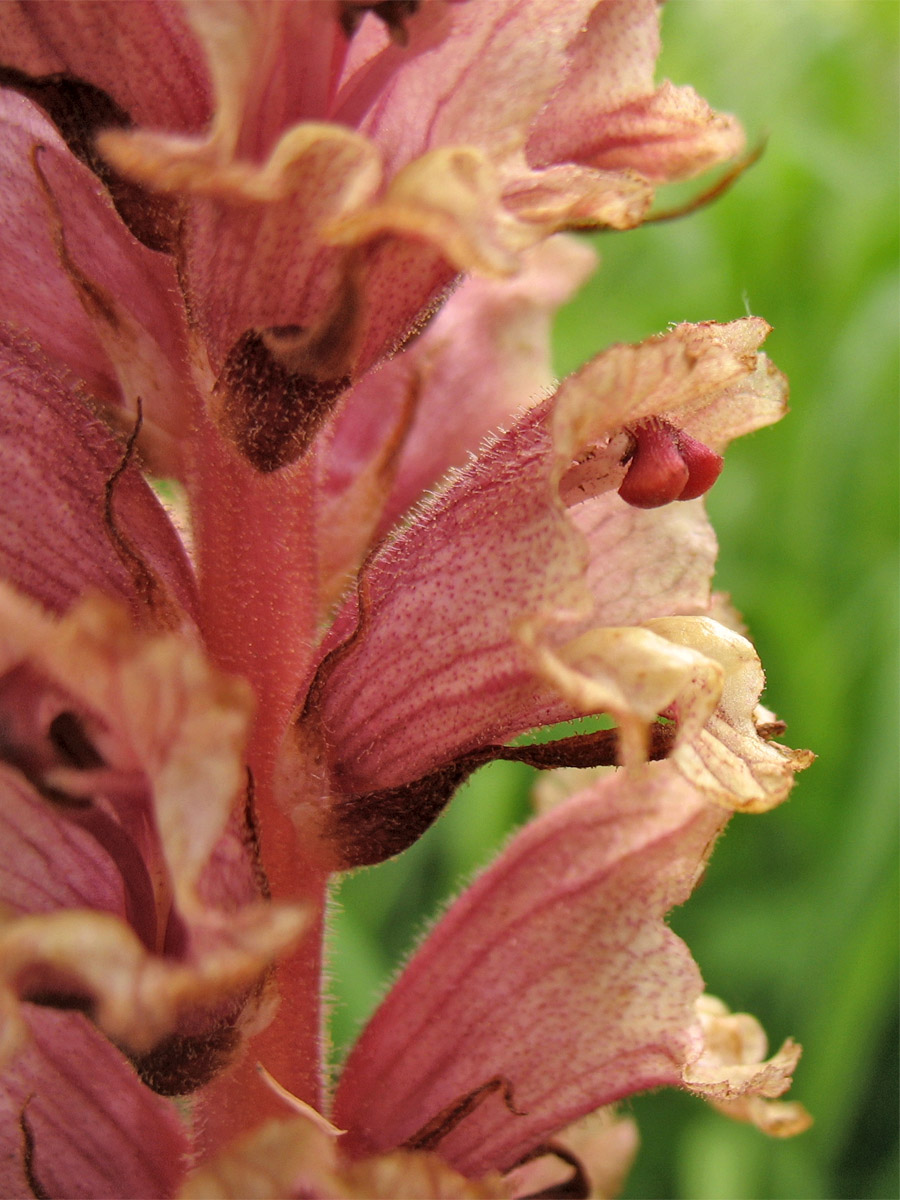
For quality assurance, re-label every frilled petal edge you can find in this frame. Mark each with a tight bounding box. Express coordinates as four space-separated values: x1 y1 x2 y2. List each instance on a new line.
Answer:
333 764 808 1178
683 995 813 1137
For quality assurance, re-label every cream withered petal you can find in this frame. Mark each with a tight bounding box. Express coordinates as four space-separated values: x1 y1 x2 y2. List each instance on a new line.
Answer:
87 1 744 391
516 618 723 769
0 905 300 1070
0 2 811 1191
178 1 348 164
1 0 753 474
332 766 807 1179
0 587 252 899
524 615 813 810
320 142 651 273
321 144 538 277
682 996 813 1137
648 617 815 811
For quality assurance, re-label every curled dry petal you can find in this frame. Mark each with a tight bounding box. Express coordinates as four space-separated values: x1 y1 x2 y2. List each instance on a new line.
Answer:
334 766 807 1178
517 618 723 768
526 615 812 809
85 0 744 389
0 0 751 473
322 144 540 276
344 0 689 232
682 996 813 1137
648 617 816 811
0 587 248 900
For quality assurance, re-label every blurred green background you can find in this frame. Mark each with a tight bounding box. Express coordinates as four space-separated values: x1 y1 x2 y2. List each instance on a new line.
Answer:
328 4 899 1197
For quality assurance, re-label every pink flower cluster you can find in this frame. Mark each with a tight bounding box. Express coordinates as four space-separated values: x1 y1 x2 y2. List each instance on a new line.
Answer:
0 2 811 1196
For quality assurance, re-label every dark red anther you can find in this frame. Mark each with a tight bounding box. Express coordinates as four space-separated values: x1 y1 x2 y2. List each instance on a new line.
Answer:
671 427 724 499
618 418 723 509
617 419 689 508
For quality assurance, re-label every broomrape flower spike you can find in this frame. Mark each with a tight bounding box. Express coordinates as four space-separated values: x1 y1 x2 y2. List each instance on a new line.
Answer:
0 2 811 1196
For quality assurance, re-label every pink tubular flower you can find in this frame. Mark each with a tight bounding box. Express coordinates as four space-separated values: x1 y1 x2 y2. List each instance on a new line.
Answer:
0 2 811 1196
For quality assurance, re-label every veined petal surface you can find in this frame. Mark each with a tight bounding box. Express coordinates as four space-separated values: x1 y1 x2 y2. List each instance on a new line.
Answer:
0 1007 189 1199
333 765 727 1176
0 327 196 620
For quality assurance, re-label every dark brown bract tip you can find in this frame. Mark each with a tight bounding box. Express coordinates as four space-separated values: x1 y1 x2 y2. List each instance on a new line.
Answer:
0 66 181 253
214 329 350 472
339 2 421 44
